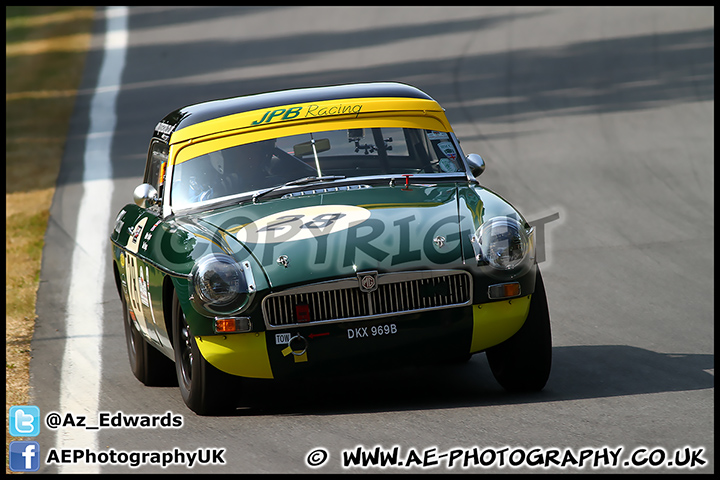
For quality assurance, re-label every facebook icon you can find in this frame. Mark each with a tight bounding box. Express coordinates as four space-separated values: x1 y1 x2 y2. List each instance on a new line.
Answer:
9 441 40 472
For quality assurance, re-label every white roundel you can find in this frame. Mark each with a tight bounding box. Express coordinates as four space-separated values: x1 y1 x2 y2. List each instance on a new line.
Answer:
235 205 371 244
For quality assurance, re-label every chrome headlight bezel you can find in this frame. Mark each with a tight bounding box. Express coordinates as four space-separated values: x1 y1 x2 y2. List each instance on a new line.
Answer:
471 216 535 278
190 253 256 315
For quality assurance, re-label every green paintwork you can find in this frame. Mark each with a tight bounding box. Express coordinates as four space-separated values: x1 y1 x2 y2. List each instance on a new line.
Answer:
109 83 543 380
110 181 534 348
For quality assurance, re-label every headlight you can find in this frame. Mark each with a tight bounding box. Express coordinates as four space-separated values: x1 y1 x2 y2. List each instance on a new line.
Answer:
473 217 535 274
191 254 255 314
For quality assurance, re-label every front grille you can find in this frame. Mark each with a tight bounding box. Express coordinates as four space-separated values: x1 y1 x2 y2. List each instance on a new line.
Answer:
262 270 472 328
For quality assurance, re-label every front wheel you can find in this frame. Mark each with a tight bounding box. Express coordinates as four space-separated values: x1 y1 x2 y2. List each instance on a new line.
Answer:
486 268 552 392
171 290 237 415
121 289 174 386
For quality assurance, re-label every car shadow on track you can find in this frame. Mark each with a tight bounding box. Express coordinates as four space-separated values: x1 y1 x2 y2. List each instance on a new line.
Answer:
216 345 714 417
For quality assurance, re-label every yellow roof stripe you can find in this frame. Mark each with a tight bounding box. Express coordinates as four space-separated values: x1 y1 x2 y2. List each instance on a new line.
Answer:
169 96 449 145
172 114 450 165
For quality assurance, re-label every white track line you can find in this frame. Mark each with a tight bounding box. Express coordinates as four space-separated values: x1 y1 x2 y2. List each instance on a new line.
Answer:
56 6 127 473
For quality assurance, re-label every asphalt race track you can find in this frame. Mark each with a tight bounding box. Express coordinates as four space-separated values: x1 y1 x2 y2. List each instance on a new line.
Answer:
31 7 713 473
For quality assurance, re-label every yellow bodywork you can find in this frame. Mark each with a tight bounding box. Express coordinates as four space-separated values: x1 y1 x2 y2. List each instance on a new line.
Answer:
193 296 531 380
195 331 274 378
469 296 532 353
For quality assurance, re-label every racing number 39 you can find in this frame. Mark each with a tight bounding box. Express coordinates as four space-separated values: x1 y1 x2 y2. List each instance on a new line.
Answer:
258 213 347 233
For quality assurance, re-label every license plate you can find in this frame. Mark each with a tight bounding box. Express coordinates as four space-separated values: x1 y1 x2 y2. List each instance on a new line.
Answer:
347 323 397 339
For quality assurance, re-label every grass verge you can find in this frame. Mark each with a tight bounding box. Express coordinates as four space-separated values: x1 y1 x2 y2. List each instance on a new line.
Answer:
5 6 95 473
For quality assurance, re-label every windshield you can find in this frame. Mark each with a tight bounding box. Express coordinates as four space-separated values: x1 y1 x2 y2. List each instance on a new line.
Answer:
170 127 463 209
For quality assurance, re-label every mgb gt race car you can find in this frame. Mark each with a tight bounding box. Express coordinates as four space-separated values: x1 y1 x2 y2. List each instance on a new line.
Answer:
110 82 551 415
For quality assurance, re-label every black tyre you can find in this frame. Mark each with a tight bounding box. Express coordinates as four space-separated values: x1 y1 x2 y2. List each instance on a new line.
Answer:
121 290 175 386
486 268 552 392
171 290 237 415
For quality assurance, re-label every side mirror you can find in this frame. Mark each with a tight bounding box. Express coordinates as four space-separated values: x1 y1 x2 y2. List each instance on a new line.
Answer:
133 183 159 208
466 153 485 177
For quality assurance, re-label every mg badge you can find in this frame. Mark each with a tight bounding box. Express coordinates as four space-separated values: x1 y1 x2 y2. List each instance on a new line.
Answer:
358 271 378 293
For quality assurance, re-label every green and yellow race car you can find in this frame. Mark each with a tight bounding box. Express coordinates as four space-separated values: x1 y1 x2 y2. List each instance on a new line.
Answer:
110 82 551 415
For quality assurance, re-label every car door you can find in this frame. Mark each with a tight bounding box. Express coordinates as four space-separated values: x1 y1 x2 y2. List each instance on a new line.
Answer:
122 139 171 347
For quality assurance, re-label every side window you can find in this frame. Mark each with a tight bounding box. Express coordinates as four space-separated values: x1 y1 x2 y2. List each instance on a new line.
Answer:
144 140 169 193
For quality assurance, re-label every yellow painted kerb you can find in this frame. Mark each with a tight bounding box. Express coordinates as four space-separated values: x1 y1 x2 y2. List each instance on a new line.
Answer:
195 331 273 378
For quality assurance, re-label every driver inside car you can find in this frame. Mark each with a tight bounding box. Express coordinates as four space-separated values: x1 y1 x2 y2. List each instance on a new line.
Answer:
185 140 276 203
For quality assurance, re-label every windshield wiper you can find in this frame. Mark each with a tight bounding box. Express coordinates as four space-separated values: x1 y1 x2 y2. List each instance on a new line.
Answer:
251 175 345 203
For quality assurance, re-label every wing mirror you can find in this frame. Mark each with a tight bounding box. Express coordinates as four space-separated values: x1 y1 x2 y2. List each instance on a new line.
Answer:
133 183 159 208
466 153 485 177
